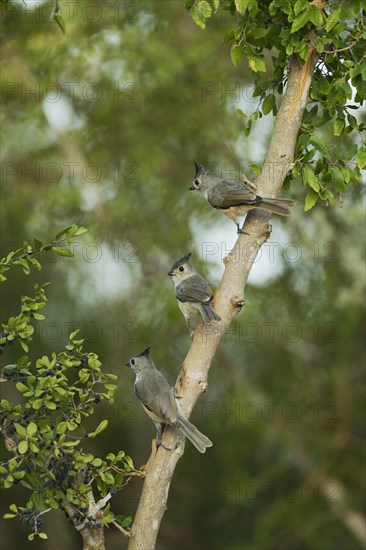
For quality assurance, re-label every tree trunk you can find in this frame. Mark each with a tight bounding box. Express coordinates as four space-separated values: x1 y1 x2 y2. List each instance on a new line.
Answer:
128 49 319 550
80 526 105 550
62 496 106 550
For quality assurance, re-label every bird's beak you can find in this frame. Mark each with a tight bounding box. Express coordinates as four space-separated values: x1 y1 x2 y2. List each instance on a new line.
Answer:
189 184 195 190
168 270 174 276
125 360 131 367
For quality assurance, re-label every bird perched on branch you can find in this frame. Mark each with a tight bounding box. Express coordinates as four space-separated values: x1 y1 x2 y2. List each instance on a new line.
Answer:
125 347 213 453
168 252 221 338
189 162 296 234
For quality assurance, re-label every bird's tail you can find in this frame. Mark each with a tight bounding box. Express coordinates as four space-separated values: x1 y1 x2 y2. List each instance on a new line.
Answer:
178 415 213 453
199 304 221 323
259 197 296 216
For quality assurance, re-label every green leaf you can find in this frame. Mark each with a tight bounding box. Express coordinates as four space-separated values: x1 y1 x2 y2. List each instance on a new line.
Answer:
88 356 102 369
73 226 88 236
302 165 319 192
326 7 341 32
55 225 73 240
320 188 335 205
92 458 103 467
308 5 323 26
69 329 80 340
15 382 29 394
80 454 94 463
104 472 114 485
291 9 309 33
357 147 366 169
115 514 133 528
52 247 74 257
262 93 276 115
309 134 329 157
32 398 43 410
18 440 29 454
223 27 236 44
53 13 66 34
39 533 48 540
33 313 45 320
249 56 266 73
3 513 17 519
14 423 27 437
294 0 308 15
304 189 318 211
32 492 47 511
316 79 330 95
63 440 80 447
294 0 307 15
330 167 346 192
8 459 18 472
197 0 212 17
230 43 246 67
297 133 310 150
9 504 18 513
341 166 351 184
333 118 345 136
67 420 77 430
12 471 25 479
192 0 212 29
27 422 37 437
56 421 68 434
88 420 108 438
29 442 39 453
235 0 250 15
28 533 35 541
316 39 324 53
34 238 43 250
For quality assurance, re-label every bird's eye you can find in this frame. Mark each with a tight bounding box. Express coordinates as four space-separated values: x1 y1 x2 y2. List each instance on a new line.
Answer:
131 359 135 365
179 266 184 272
193 179 200 187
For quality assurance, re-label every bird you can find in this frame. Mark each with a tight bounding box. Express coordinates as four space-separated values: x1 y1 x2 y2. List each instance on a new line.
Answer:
125 347 213 453
189 162 296 233
168 252 221 338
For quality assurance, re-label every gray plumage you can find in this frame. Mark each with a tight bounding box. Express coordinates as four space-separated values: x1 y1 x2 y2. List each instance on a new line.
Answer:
189 162 296 233
168 252 221 337
126 348 213 453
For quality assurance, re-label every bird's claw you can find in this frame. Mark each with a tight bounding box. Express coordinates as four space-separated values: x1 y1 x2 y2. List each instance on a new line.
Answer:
156 436 171 451
236 227 249 235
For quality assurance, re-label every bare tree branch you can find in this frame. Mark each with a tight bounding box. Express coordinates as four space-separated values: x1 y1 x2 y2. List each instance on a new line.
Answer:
112 520 131 539
128 47 319 550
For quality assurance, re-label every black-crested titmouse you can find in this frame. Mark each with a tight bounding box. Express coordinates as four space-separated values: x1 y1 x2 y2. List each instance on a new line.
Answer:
125 347 213 453
189 162 296 233
168 252 221 338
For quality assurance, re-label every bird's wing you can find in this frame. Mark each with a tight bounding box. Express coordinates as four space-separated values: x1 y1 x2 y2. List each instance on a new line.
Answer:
135 370 178 424
176 275 212 304
208 179 259 208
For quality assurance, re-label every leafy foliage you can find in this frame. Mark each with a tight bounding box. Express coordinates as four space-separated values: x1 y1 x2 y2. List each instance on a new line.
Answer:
1 2 364 548
187 0 366 208
0 233 139 542
0 225 88 282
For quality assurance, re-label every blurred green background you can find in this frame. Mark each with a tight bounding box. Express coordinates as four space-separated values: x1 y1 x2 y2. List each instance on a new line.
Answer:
1 1 365 549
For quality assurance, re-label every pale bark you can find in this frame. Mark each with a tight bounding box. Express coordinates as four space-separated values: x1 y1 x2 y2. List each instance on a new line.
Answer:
128 49 319 550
